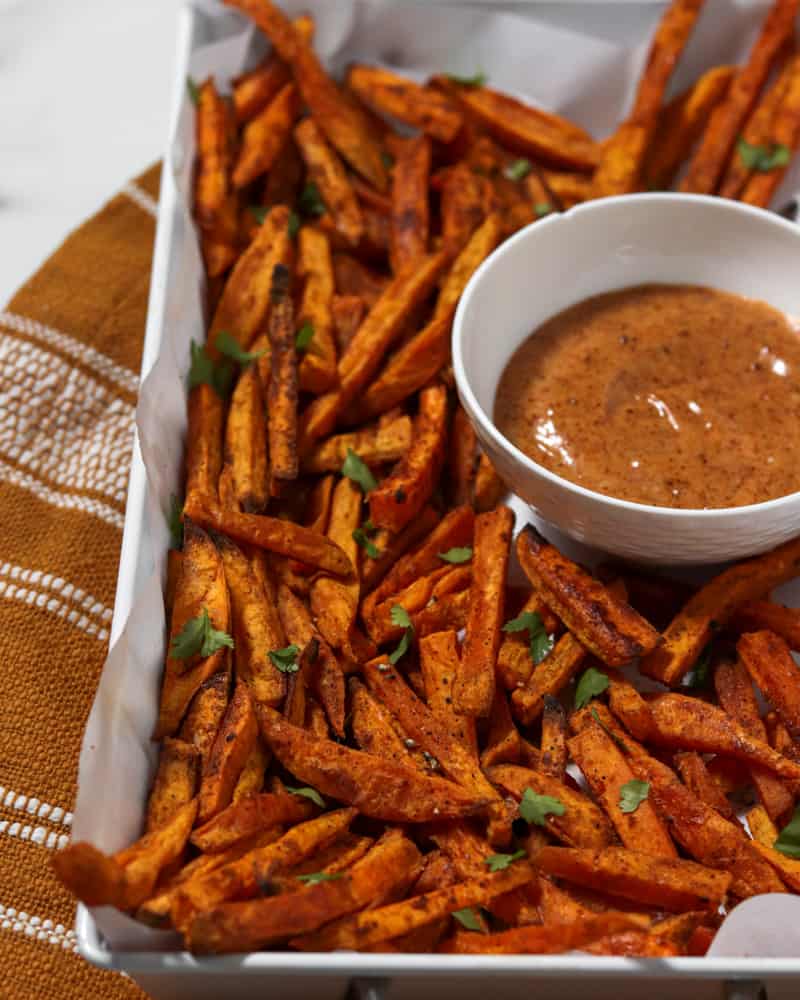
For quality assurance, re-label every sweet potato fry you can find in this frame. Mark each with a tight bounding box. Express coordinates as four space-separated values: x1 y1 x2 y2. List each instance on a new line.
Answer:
301 413 412 474
184 492 352 576
197 681 258 824
606 670 655 742
473 452 507 513
511 632 587 725
295 117 364 247
208 204 293 356
714 656 794 821
447 912 648 955
359 509 437 598
739 630 800 742
516 527 660 668
538 845 731 912
496 591 560 690
731 600 800 650
675 752 735 821
194 78 232 229
179 671 230 767
645 65 735 190
440 161 486 258
294 227 337 394
186 384 225 503
581 929 682 957
233 82 299 189
349 677 424 770
232 737 270 802
750 839 800 891
165 548 182 620
417 630 476 757
568 721 677 857
489 764 615 849
447 406 478 508
291 863 535 952
331 294 366 354
643 693 800 782
155 522 231 739
592 0 707 196
640 535 800 685
310 477 362 653
266 264 298 483
347 65 463 143
187 829 421 953
300 252 448 444
369 384 448 534
231 14 313 123
481 688 523 770
366 564 456 644
288 475 335 575
263 137 304 210
434 213 503 323
145 739 200 834
534 696 567 780
765 710 800 762
224 364 269 513
747 803 780 848
681 0 799 193
454 505 514 717
741 55 800 206
389 136 431 274
332 254 388 307
190 790 313 853
257 705 491 822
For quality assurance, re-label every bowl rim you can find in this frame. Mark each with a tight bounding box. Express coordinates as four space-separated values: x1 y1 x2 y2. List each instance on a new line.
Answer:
452 191 800 521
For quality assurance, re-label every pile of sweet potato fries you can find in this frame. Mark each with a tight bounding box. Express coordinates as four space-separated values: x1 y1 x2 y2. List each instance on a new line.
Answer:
54 0 800 958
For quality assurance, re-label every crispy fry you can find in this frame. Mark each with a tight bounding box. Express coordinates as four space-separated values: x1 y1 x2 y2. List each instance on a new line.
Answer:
224 364 269 513
675 752 735 820
194 78 232 229
366 564 459 644
360 506 440 595
516 526 659 667
496 591 560 690
191 790 313 853
447 406 478 508
739 630 800 742
435 213 504 324
511 632 587 725
742 54 800 206
197 682 258 824
232 737 270 802
231 15 313 122
179 670 230 767
440 161 486 258
389 136 431 274
473 452 507 513
263 137 304 208
369 384 448 534
750 839 800 891
266 264 298 483
480 687 522 769
288 474 335 574
454 506 514 717
257 705 492 822
310 477 362 653
347 65 463 142
747 803 780 848
184 492 352 576
489 764 615 849
332 254 388 308
732 600 800 649
155 522 231 739
186 384 225 504
714 656 794 821
295 117 364 247
331 293 366 354
302 413 412 474
296 226 337 394
145 738 200 834
447 912 648 955
681 0 799 193
233 82 299 189
765 710 800 762
606 670 655 742
419 630 477 757
349 677 425 770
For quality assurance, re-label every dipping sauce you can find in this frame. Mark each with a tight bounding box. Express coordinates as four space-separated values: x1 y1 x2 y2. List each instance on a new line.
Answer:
494 284 800 509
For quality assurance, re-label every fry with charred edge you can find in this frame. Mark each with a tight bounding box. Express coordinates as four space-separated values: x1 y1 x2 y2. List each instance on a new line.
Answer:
224 0 388 191
360 506 440 595
347 65 463 142
224 364 269 513
256 705 491 822
311 477 362 653
295 118 364 247
187 830 421 953
606 670 655 742
332 294 366 354
592 0 707 196
446 912 649 955
208 204 293 357
197 682 258 824
537 696 567 780
742 53 800 207
216 534 286 707
302 414 412 474
641 692 800 782
516 526 660 667
454 506 514 717
511 632 587 725
645 66 735 190
447 82 598 172
713 656 793 821
186 385 225 503
233 82 299 189
681 0 799 194
289 475 335 574
496 591 560 690
440 162 486 258
267 264 298 483
631 752 786 898
171 808 356 931
232 737 270 801
568 721 677 857
481 687 523 769
52 799 197 911
263 137 304 209
184 492 352 577
738 630 800 741
349 677 425 770
537 845 731 912
291 863 535 952
389 136 432 274
155 522 231 739
332 254 388 307
640 534 800 685
417 630 476 756
675 752 736 821
301 253 448 445
232 14 313 122
180 671 230 767
731 600 800 650
190 790 313 853
145 739 200 834
368 384 447 533
488 763 616 849
296 227 337 394
194 79 231 229
747 804 780 847
718 54 794 199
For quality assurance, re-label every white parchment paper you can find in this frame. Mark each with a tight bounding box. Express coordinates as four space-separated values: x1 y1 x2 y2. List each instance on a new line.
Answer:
74 0 800 954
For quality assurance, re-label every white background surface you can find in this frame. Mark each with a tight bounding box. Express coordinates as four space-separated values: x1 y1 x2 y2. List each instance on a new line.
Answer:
0 1 665 307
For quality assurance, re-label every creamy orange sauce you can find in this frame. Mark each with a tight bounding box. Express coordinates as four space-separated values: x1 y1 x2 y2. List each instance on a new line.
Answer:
494 284 800 509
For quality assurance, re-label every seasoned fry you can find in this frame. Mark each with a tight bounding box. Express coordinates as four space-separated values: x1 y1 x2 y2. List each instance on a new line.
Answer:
232 14 314 123
447 913 648 955
302 413 412 474
180 671 230 767
186 384 225 503
731 600 800 650
435 212 503 322
739 630 800 741
418 630 477 756
233 82 299 189
295 118 364 247
747 803 780 848
473 452 507 513
191 790 312 854
511 632 587 725
454 506 514 717
440 161 486 258
389 136 431 274
482 688 523 769
197 682 258 824
257 706 492 822
263 137 304 209
538 169 591 209
750 839 800 891
347 65 463 142
294 226 338 394
742 53 800 206
310 477 362 652
675 752 735 821
681 0 799 193
497 591 560 690
447 406 478 507
349 677 424 770
232 737 270 802
266 264 298 483
145 739 200 833
332 254 388 307
194 78 232 229
331 294 366 354
606 670 655 742
224 364 269 513
639 534 800 685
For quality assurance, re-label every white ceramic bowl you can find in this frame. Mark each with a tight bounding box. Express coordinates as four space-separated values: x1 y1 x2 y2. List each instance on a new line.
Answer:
453 193 800 565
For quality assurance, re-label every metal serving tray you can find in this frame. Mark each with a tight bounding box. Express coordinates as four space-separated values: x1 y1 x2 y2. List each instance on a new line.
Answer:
74 2 800 997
